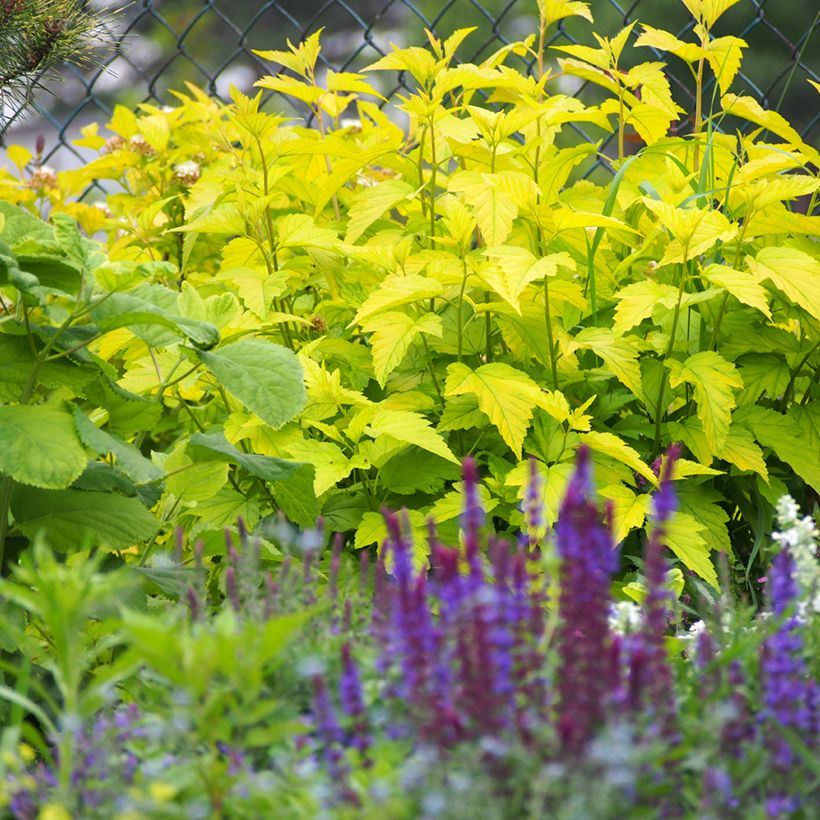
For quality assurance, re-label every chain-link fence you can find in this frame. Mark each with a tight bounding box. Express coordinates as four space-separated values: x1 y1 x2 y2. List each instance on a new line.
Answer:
2 0 819 172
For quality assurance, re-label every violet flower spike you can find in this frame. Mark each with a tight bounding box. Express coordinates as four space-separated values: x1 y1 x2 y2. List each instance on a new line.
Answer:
554 445 619 752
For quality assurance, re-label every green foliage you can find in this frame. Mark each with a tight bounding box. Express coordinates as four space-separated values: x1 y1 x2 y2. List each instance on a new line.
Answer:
0 201 306 569
0 0 818 590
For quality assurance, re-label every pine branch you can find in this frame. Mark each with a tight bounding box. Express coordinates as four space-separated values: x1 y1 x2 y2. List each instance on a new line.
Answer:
0 0 111 134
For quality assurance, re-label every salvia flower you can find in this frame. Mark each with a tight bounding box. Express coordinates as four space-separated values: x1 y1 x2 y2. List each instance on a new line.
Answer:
637 444 681 744
760 547 817 773
554 445 619 752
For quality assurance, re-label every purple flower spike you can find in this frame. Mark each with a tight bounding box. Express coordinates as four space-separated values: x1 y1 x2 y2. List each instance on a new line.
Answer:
225 567 240 612
461 457 484 576
340 643 371 764
522 458 544 552
760 546 817 789
639 444 681 744
329 533 343 601
186 586 201 621
554 445 619 752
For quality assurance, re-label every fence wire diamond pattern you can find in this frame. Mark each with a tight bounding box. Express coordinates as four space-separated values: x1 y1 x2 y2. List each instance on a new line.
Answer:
2 0 818 173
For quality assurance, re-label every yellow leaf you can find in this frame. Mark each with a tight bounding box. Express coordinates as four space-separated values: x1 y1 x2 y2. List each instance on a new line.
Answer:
137 115 170 152
644 200 737 266
444 362 544 457
326 70 383 98
634 25 702 62
613 280 681 335
276 213 338 248
344 178 415 244
721 94 802 145
600 483 651 543
537 0 593 28
165 444 229 503
717 425 768 479
481 247 572 314
581 431 658 486
569 327 644 399
552 44 610 71
667 351 743 452
6 145 32 171
360 311 442 387
286 438 356 496
506 459 575 527
704 35 747 94
367 408 458 464
701 263 771 319
363 46 439 86
447 171 519 246
746 246 820 322
663 512 718 588
352 273 444 326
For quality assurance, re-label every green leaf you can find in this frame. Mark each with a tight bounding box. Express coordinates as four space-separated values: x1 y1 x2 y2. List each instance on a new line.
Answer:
0 405 87 489
571 328 644 400
188 431 304 482
73 409 162 485
0 202 52 247
678 484 732 560
368 408 458 464
438 394 488 432
379 450 460 495
667 351 742 452
198 340 306 429
91 292 220 349
736 406 820 493
444 362 543 458
0 334 94 401
83 378 163 437
747 246 820 322
165 445 229 503
321 492 369 533
270 464 319 528
10 487 157 550
352 273 443 326
344 179 414 244
735 354 790 406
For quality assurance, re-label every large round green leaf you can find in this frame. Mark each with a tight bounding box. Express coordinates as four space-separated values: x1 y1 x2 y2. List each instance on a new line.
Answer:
197 339 306 428
11 487 158 551
0 405 87 488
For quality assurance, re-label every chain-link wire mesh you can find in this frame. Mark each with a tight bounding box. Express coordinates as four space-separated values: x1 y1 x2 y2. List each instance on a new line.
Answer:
2 0 818 174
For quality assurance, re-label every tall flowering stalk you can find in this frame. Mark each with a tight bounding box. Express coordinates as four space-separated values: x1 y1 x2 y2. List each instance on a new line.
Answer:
760 542 819 815
637 444 681 743
554 445 619 752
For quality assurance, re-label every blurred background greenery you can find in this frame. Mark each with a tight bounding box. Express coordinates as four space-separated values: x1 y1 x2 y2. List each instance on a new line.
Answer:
2 0 818 164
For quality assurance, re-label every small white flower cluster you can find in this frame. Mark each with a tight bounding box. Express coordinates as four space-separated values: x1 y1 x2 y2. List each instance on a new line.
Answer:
173 160 201 186
773 494 819 616
609 600 641 634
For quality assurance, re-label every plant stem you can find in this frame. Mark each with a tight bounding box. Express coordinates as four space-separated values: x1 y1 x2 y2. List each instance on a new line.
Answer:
457 257 469 363
484 292 493 362
693 54 705 174
420 333 443 403
543 277 559 390
653 285 685 452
